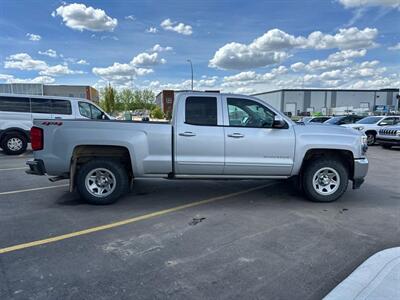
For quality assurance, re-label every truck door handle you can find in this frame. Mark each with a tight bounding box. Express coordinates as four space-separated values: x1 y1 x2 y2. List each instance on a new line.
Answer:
227 133 244 138
179 131 196 137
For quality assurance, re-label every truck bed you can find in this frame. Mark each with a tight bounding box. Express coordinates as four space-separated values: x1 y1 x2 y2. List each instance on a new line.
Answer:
33 119 173 176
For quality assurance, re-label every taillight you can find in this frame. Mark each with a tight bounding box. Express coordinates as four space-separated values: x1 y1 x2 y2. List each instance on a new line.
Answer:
31 127 43 151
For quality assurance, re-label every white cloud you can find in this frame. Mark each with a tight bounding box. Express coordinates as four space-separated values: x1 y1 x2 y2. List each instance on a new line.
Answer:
305 27 378 50
292 49 367 73
53 3 118 32
146 27 158 33
160 19 192 35
38 49 57 58
223 66 288 85
291 62 306 72
388 42 400 50
209 27 377 70
131 52 166 67
26 33 41 41
39 64 84 76
4 53 85 77
151 44 173 52
92 51 166 86
327 49 367 61
338 0 400 9
0 74 15 81
234 87 256 94
224 71 258 83
0 74 55 84
77 59 89 65
209 42 288 70
4 53 47 71
141 76 219 93
125 15 135 21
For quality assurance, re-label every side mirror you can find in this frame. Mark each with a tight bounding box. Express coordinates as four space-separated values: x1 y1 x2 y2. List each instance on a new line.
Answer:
379 121 388 126
273 117 286 128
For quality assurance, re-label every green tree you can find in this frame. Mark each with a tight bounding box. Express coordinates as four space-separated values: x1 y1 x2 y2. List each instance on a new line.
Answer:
118 89 135 111
101 83 117 114
150 106 164 119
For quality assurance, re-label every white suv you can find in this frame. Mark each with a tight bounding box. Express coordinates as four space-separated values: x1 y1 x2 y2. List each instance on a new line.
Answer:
0 94 109 155
343 115 400 146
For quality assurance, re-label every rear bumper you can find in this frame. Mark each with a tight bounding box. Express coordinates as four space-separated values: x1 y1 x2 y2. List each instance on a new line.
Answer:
376 138 400 146
352 157 368 189
26 159 46 175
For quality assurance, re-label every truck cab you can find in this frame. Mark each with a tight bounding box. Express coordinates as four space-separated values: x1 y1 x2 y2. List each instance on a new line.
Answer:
172 92 294 176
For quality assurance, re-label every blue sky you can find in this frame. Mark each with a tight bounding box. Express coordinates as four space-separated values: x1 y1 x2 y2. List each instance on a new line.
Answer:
0 0 399 94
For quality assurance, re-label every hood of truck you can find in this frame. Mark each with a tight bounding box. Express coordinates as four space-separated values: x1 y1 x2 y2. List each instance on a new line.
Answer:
294 123 363 137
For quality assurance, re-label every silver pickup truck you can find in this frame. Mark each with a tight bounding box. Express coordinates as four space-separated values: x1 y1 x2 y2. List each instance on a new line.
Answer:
27 92 368 205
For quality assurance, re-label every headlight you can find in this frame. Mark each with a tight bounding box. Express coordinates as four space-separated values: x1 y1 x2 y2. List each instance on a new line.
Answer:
354 126 364 131
361 135 368 154
361 135 367 144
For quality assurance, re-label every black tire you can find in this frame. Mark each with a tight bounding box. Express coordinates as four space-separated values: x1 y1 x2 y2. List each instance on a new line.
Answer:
381 144 392 149
366 132 376 146
76 159 129 205
0 132 28 155
302 158 349 202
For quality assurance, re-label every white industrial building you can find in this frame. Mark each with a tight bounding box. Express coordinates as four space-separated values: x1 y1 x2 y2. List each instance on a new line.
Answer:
253 88 400 116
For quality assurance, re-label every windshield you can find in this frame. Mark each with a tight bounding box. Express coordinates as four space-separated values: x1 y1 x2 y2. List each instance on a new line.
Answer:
324 116 343 124
356 116 382 124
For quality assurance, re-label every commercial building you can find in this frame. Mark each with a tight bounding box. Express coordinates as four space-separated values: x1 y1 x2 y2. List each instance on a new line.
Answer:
253 88 400 116
0 83 100 103
155 90 175 115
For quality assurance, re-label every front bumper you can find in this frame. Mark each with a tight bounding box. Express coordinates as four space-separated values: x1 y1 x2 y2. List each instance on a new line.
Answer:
376 138 400 146
26 159 46 175
352 157 368 189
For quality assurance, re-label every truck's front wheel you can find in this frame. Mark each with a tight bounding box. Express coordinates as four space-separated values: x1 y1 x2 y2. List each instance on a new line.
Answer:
76 159 129 205
302 158 348 202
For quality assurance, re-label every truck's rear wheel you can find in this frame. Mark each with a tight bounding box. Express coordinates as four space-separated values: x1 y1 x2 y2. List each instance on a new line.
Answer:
302 158 348 202
76 159 129 205
1 132 28 155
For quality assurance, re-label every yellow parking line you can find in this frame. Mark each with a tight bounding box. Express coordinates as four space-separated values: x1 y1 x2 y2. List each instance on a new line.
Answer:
0 167 27 171
0 183 273 254
0 184 69 196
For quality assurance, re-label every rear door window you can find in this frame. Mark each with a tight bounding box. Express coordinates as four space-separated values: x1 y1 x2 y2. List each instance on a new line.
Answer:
52 100 72 115
0 96 30 112
185 96 217 126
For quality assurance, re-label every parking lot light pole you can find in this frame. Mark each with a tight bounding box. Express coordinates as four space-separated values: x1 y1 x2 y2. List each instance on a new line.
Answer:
187 59 193 91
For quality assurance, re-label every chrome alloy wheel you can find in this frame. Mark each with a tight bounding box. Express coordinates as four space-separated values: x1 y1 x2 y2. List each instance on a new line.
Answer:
312 167 340 196
85 168 116 198
7 137 23 151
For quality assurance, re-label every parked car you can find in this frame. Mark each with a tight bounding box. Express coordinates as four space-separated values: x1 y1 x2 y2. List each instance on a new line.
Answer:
27 92 368 205
343 116 400 146
323 115 365 126
0 94 110 155
299 116 331 124
376 124 400 149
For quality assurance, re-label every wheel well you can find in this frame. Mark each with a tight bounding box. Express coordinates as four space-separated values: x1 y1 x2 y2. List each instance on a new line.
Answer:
70 145 133 191
365 130 377 136
301 149 354 179
0 128 30 143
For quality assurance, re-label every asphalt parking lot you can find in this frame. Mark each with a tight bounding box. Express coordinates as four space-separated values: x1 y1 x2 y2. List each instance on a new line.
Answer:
0 146 399 300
